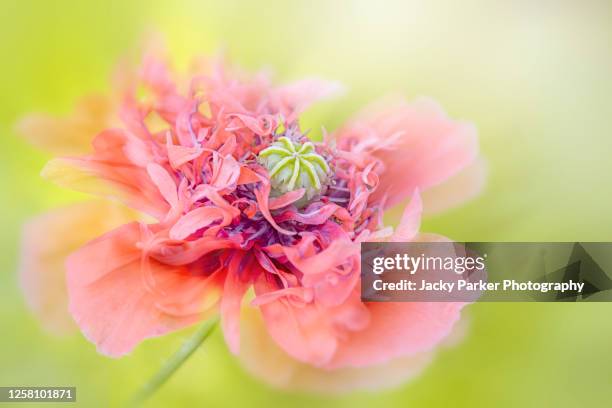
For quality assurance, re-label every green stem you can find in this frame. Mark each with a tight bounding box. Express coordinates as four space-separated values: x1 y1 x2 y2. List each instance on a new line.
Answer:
131 317 219 404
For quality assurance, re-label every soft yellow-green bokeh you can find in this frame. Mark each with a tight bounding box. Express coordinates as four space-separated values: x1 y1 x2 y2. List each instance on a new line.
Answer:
1 1 611 407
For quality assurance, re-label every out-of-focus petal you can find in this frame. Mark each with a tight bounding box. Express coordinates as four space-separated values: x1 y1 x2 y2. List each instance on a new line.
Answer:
42 158 166 221
66 222 218 357
19 201 136 335
421 157 487 215
272 78 345 122
15 95 114 155
42 129 168 220
336 97 479 208
390 191 422 241
238 306 433 393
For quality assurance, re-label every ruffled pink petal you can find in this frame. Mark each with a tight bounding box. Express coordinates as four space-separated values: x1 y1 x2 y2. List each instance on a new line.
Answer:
335 97 479 208
66 222 218 357
19 201 136 335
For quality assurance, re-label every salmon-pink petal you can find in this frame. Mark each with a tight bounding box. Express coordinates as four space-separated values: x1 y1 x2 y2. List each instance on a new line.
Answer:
210 155 241 190
190 184 240 220
251 287 313 306
16 95 114 155
253 182 296 235
421 157 487 214
66 222 212 356
326 302 465 369
253 249 298 288
146 163 178 209
238 306 433 393
227 114 277 136
283 238 359 276
275 203 352 227
19 201 136 335
254 273 338 366
174 101 202 146
268 189 305 210
301 259 361 309
169 206 226 240
156 262 225 317
336 97 479 208
221 252 254 354
237 166 260 185
150 235 242 266
167 143 203 169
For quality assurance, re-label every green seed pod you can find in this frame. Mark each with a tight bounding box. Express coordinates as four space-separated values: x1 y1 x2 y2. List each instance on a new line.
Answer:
258 136 330 202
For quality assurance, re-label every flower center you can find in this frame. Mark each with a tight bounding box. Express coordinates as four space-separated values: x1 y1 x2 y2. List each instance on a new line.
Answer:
258 136 330 201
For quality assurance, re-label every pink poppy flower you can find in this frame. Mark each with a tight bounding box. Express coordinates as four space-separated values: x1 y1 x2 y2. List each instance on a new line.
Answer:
18 47 485 392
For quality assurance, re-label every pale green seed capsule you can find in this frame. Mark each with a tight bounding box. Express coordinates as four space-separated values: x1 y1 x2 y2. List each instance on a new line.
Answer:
258 137 330 202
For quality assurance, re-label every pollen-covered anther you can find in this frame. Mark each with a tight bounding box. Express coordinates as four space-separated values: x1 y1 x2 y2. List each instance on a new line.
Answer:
258 136 330 201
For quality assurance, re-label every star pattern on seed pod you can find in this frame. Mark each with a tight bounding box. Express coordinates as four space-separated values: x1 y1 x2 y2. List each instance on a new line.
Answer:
258 136 330 201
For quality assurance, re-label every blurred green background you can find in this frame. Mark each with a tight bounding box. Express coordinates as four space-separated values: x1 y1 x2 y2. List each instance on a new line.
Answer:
1 0 612 406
